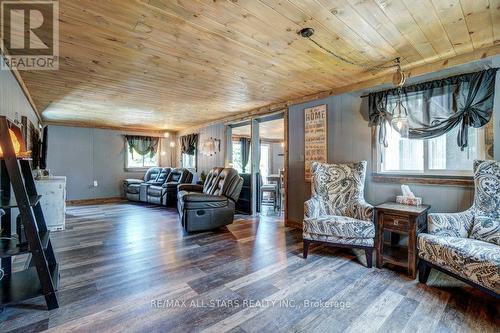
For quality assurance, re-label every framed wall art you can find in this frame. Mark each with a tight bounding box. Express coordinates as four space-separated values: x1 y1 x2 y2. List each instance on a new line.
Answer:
304 104 327 181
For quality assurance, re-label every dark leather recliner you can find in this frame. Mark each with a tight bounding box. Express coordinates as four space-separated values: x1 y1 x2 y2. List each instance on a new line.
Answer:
163 168 193 207
178 167 243 232
123 167 170 202
146 167 172 204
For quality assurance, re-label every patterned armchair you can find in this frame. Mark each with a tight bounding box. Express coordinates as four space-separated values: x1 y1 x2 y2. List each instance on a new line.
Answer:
418 160 499 298
303 161 375 267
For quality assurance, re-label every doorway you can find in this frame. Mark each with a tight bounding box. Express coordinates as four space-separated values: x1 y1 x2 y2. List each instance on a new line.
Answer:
257 117 285 217
227 112 286 218
229 122 252 214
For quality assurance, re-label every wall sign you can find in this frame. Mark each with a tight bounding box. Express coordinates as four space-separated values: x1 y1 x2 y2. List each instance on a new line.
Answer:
304 104 327 181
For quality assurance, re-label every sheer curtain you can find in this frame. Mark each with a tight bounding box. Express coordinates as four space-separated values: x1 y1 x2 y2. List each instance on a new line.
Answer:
369 68 497 150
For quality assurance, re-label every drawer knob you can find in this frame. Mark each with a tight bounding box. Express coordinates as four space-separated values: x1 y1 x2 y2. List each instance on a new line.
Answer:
393 219 406 225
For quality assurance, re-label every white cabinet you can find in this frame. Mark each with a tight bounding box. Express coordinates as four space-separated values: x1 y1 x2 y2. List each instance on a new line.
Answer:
35 176 66 231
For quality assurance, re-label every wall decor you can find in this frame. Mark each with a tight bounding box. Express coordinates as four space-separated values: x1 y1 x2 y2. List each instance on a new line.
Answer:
201 137 221 156
304 104 327 181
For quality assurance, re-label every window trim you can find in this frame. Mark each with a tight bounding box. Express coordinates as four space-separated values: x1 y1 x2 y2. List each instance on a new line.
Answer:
372 173 473 187
124 140 160 172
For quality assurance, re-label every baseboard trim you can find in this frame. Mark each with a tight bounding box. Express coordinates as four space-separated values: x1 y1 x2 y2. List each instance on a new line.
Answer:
285 219 302 229
66 197 126 206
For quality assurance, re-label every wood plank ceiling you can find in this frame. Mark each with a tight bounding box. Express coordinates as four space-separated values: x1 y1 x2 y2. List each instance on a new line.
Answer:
17 0 500 131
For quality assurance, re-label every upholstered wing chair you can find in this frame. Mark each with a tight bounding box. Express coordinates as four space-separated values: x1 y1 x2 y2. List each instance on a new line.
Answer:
418 160 499 298
303 161 375 267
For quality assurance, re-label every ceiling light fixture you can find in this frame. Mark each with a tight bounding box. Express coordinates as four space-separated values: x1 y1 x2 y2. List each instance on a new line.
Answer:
390 58 409 138
392 57 406 87
299 27 315 38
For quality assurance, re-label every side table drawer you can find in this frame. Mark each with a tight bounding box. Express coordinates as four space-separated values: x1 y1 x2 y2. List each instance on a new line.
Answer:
383 214 410 232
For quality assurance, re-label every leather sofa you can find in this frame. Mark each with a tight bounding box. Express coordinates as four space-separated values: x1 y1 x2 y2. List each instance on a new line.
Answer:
145 167 174 205
178 167 243 232
163 168 193 207
123 167 171 202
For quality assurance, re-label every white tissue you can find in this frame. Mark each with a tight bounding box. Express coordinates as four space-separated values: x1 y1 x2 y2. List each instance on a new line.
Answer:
401 184 415 198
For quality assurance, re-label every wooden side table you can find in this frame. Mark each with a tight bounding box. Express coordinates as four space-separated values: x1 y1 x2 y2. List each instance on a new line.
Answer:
375 202 430 279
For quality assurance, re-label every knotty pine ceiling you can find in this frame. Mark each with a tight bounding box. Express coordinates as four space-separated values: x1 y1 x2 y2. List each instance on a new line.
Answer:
18 0 500 131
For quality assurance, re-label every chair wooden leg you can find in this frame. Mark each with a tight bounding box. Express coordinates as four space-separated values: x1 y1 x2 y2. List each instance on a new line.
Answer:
418 260 431 284
303 240 310 259
365 248 373 268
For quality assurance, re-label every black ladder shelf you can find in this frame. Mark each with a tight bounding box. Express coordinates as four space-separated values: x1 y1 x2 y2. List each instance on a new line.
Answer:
0 116 59 310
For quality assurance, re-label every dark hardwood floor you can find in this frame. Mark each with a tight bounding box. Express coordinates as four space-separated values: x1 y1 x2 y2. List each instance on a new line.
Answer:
0 203 498 333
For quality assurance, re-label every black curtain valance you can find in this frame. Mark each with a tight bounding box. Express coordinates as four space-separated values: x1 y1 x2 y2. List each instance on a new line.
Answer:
125 135 159 158
368 68 498 150
180 133 198 156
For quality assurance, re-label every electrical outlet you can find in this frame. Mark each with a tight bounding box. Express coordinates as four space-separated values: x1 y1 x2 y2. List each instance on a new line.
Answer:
93 180 98 187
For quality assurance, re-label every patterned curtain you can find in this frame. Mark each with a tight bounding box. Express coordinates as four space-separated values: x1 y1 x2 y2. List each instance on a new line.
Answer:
369 68 498 150
180 133 198 155
125 135 159 158
240 137 250 173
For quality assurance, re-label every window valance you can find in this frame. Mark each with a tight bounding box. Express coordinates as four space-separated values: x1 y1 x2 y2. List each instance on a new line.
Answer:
180 133 198 156
368 68 498 150
125 135 159 158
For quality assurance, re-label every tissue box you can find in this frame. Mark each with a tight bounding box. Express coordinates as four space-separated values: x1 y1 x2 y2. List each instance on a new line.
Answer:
396 196 422 206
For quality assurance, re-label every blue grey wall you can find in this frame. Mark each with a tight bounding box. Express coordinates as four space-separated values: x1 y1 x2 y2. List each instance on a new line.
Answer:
178 123 226 177
47 125 176 200
1 57 40 232
0 57 39 126
287 57 499 224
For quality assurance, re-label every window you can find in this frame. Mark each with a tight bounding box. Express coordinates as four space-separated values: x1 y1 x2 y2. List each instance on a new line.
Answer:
259 144 270 182
372 69 496 178
181 152 196 169
379 122 492 176
232 140 251 173
232 141 243 173
125 142 159 169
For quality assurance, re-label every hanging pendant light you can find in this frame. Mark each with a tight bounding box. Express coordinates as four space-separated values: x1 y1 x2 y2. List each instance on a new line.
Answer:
390 59 409 139
391 92 409 139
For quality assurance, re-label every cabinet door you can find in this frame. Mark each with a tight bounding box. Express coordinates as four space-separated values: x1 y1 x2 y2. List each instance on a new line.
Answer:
36 181 66 231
